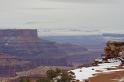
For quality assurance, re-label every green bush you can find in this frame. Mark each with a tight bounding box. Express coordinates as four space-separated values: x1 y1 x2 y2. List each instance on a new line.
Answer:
60 71 72 82
42 68 74 82
37 78 51 82
46 69 57 79
19 77 30 82
55 68 62 74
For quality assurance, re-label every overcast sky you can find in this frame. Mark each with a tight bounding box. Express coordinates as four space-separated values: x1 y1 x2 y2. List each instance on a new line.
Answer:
0 0 123 36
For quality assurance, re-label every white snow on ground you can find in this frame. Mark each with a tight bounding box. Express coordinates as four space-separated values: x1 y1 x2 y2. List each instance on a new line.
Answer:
71 59 124 81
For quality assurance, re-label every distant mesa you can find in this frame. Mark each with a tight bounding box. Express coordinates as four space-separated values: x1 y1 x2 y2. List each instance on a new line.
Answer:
0 29 39 42
103 33 124 37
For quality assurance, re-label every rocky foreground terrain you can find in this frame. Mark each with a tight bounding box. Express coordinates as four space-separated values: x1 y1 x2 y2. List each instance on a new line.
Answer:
89 70 124 82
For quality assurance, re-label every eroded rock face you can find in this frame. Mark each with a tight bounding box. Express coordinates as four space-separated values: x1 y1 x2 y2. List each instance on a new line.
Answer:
0 29 92 76
0 29 68 76
104 41 124 59
0 53 31 77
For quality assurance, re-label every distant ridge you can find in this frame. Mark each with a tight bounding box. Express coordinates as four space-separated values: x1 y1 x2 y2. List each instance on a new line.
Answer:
102 33 124 37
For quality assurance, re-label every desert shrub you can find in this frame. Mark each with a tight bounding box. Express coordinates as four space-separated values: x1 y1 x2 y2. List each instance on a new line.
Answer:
19 77 30 82
37 78 51 82
46 69 57 79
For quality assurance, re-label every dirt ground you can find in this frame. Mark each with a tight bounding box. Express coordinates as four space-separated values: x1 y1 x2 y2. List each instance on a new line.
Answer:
89 70 124 82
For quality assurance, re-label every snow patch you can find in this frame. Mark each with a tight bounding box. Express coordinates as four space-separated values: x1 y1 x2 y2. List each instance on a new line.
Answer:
71 59 123 81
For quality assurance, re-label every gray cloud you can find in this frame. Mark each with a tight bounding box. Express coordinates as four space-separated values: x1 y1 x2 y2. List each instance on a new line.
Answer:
26 8 62 10
44 0 117 3
0 0 123 36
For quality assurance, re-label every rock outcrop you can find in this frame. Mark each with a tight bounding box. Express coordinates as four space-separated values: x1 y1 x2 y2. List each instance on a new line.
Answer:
104 41 124 59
